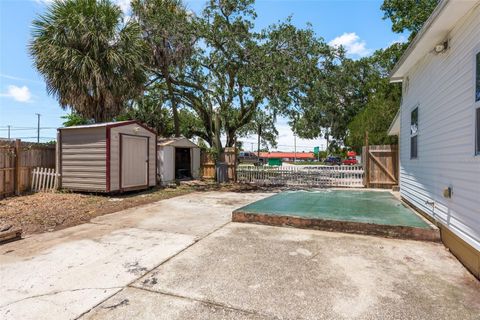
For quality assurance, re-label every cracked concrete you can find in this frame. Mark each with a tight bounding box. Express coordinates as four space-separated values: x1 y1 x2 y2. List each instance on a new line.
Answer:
91 192 271 239
129 223 480 320
0 224 195 320
1 191 479 320
83 287 268 320
0 192 270 320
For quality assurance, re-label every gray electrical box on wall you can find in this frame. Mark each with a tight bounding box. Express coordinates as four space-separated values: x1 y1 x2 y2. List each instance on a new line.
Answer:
443 186 453 198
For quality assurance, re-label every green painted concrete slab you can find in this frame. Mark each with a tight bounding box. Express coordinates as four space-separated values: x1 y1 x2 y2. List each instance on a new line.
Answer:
235 190 431 229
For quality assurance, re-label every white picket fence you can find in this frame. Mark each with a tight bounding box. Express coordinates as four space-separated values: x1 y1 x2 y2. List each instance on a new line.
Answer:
237 165 364 187
31 167 60 192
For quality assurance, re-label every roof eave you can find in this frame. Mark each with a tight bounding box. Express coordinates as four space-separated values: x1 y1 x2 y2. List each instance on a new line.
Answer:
389 0 450 80
387 111 400 136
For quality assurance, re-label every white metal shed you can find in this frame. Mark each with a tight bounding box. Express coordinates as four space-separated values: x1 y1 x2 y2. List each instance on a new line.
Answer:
157 137 201 185
57 121 157 193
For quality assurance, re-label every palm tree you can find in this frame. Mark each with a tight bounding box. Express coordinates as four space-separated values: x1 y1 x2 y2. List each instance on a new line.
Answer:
30 0 147 122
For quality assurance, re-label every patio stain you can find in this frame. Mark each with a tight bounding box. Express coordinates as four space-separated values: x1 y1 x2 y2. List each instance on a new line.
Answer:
234 190 431 229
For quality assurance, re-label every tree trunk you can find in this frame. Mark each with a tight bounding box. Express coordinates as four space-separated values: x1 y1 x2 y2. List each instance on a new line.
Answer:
213 111 222 160
226 126 240 148
166 78 180 137
257 124 261 157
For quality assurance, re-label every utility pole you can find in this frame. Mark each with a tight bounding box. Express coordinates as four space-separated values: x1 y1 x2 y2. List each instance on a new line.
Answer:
36 113 41 143
294 133 297 163
7 125 10 139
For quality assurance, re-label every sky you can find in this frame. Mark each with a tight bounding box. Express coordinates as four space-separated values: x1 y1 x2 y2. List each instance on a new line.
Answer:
0 0 404 151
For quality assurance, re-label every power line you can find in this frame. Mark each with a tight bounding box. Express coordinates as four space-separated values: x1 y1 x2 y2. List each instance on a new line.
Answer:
0 127 57 131
14 137 56 140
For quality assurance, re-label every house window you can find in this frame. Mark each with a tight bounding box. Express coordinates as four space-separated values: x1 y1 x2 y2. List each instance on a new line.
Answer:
476 52 480 102
410 107 418 159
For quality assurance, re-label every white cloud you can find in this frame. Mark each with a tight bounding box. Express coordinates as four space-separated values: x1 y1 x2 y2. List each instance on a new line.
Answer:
329 32 371 58
0 85 33 103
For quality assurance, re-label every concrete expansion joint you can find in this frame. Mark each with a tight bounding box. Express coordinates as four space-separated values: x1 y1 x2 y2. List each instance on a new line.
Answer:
75 221 234 319
0 286 124 309
130 286 281 320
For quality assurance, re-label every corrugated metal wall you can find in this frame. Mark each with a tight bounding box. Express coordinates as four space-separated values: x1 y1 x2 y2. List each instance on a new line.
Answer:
60 127 107 191
399 5 480 252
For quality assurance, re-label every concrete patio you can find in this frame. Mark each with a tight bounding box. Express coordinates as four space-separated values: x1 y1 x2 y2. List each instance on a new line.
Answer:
1 191 479 320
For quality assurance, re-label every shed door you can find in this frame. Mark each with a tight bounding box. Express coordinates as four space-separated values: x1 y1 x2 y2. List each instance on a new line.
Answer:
175 147 191 179
121 135 149 189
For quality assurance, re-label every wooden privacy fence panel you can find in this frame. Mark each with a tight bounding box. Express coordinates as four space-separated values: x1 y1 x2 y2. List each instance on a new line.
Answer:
201 148 237 181
0 145 15 198
362 144 398 188
222 147 237 182
31 167 59 192
237 165 364 187
0 140 56 198
201 152 215 179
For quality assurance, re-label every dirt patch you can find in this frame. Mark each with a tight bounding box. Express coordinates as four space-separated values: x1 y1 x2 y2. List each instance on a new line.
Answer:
0 182 268 237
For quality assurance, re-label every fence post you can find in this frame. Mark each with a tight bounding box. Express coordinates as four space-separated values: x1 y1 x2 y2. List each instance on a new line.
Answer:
14 139 21 195
223 147 237 182
365 131 370 188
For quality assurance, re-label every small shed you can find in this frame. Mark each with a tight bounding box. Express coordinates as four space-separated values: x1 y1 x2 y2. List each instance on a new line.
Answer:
157 137 201 185
57 121 157 193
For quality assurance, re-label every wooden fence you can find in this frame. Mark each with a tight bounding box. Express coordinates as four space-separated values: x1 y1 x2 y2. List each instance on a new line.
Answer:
31 167 59 192
237 165 364 187
0 140 56 198
201 152 216 179
362 144 398 188
201 148 237 181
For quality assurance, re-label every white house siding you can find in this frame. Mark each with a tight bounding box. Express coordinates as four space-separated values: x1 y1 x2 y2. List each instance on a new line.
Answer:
60 127 107 191
109 124 156 191
399 5 480 251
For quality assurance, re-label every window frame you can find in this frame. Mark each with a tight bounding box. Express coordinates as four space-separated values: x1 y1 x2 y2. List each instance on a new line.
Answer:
475 48 480 156
410 106 419 159
475 51 480 103
475 107 480 156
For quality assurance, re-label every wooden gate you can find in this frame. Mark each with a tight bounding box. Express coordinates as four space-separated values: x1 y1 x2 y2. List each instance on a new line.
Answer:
0 144 15 198
201 152 215 179
362 144 398 188
200 148 237 181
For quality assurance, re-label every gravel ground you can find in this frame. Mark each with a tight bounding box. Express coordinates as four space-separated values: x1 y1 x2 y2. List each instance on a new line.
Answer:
0 182 264 236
